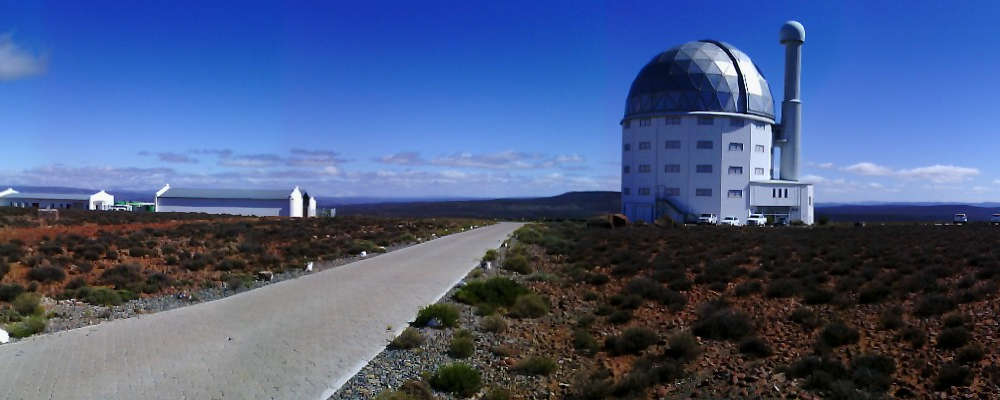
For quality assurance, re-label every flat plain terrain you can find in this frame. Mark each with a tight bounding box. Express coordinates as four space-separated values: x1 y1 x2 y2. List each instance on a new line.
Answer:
0 221 521 400
365 222 1000 399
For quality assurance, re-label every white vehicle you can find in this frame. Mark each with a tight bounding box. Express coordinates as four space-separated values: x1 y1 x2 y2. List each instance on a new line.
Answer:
746 213 767 226
953 213 968 225
991 213 1000 226
697 213 718 225
720 216 742 226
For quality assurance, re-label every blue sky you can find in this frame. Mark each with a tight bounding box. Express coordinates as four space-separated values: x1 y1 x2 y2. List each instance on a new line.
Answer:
2 1 999 201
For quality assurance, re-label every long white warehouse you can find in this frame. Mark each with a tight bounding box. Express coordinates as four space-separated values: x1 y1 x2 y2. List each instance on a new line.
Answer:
0 188 114 210
155 184 308 217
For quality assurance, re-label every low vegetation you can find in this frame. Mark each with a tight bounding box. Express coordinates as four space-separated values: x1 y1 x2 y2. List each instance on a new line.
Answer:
428 363 482 397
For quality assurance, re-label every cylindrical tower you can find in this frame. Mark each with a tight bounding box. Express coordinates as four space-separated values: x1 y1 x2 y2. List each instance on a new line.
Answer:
778 21 805 181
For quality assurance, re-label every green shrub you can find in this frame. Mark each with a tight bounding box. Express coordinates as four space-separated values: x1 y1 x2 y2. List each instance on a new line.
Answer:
100 263 143 290
607 309 632 325
12 292 42 316
942 312 967 328
0 283 24 302
858 283 891 304
692 301 754 341
479 314 507 333
27 266 66 283
454 277 528 309
956 343 985 364
936 327 970 349
6 315 46 338
483 387 511 400
509 293 548 318
914 293 956 317
879 307 904 330
605 327 658 355
850 353 895 392
802 287 834 305
900 326 927 348
663 331 701 362
820 320 860 348
934 362 971 390
390 327 424 349
503 254 532 274
572 328 599 355
429 363 482 397
586 273 610 285
73 286 127 306
765 279 799 298
482 249 498 262
738 336 773 358
513 356 557 376
375 380 434 400
414 303 460 328
449 336 475 359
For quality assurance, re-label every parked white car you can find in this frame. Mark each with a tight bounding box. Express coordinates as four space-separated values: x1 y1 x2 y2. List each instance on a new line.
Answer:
991 213 1000 226
746 213 767 226
953 213 968 225
720 216 742 226
697 213 718 225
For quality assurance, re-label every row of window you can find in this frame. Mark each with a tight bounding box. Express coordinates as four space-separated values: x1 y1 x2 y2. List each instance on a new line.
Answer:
773 188 790 198
623 164 767 175
625 141 766 152
625 117 770 129
623 188 745 198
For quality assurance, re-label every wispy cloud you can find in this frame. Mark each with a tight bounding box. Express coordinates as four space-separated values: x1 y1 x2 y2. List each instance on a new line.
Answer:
0 33 46 81
377 150 586 170
842 162 894 176
140 151 198 164
191 148 234 158
896 165 979 184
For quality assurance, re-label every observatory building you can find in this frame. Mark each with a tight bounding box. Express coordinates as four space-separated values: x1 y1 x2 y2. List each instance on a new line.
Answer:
620 21 813 225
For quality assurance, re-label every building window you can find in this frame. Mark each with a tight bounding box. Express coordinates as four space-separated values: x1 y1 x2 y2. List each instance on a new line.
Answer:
696 188 712 197
754 167 765 175
623 165 630 174
784 188 789 198
638 187 651 196
624 143 631 151
772 188 777 198
623 187 630 195
638 164 651 173
730 118 744 127
639 118 652 127
696 140 713 149
664 164 680 173
638 141 651 150
665 140 681 149
666 116 681 125
728 142 744 151
697 116 714 125
664 187 680 196
696 164 713 173
728 190 743 198
755 144 766 152
728 166 743 175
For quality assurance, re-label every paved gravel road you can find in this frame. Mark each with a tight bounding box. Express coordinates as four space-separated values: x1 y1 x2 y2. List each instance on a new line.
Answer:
0 222 522 400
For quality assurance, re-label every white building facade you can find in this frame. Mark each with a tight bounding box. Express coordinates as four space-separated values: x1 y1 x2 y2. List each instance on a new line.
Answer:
155 185 307 217
621 24 813 224
0 188 114 210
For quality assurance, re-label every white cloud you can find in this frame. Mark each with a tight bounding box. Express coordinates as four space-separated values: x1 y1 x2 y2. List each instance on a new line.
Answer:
808 161 834 169
896 165 979 184
800 174 828 184
0 34 45 80
842 162 893 176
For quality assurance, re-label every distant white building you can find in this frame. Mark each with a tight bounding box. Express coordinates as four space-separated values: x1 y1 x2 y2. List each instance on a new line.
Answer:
302 192 318 218
0 188 114 210
154 185 306 217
